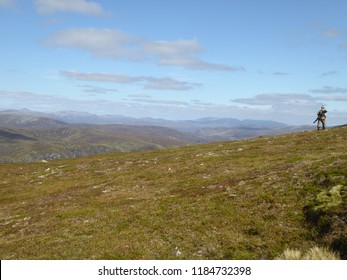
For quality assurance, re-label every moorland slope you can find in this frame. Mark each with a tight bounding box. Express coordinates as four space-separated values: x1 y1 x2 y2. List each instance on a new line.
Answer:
0 126 346 259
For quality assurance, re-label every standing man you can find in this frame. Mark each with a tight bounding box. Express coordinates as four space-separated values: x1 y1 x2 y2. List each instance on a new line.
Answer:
314 106 328 130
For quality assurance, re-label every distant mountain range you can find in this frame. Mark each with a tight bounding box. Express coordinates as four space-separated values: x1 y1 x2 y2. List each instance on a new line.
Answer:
0 112 202 162
0 109 314 162
0 108 287 129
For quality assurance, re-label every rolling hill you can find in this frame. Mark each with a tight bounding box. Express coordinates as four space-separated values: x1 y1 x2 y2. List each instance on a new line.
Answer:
0 111 314 162
0 126 346 259
0 114 202 163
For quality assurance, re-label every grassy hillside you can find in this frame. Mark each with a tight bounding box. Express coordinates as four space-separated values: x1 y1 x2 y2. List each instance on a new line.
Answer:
0 126 346 259
0 123 200 163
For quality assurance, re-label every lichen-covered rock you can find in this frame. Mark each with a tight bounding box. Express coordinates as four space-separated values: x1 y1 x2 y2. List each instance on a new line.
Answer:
303 185 347 259
314 185 344 211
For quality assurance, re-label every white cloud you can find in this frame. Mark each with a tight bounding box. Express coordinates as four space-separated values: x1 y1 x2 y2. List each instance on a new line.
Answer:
60 70 200 91
45 28 241 71
45 29 140 60
142 39 239 71
61 70 142 84
34 0 104 15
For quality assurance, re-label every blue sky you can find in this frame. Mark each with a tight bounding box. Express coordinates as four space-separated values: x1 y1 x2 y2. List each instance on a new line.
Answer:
1 0 347 125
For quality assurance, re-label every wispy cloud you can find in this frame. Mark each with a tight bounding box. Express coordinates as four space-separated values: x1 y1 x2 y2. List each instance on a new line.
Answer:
232 93 313 106
322 28 347 38
310 86 347 94
191 100 213 106
142 77 201 91
61 71 141 84
61 70 201 91
273 72 289 76
320 71 338 77
45 28 242 71
0 0 16 9
230 91 347 125
34 0 104 15
129 98 189 107
232 91 347 115
230 92 336 124
78 85 118 95
128 94 151 99
317 26 347 51
320 95 347 102
0 89 76 110
338 42 347 50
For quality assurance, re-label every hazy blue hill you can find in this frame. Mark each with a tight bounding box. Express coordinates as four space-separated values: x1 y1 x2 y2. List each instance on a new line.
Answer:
0 114 66 129
1 109 287 128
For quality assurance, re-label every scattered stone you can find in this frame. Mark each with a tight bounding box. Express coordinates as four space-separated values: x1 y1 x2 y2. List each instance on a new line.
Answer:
174 247 182 257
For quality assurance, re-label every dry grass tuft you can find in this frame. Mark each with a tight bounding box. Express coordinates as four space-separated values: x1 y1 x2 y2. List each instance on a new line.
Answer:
276 246 340 260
